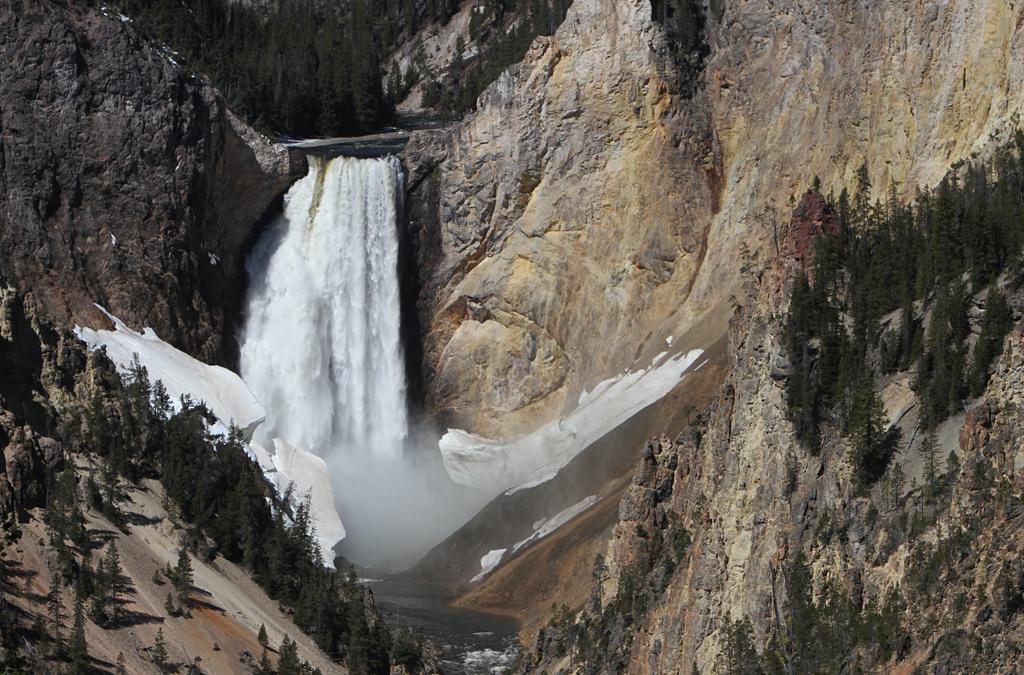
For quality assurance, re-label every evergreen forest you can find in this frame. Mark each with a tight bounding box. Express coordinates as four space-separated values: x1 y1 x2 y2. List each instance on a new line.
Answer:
33 358 424 674
90 0 574 137
82 0 708 136
784 133 1024 487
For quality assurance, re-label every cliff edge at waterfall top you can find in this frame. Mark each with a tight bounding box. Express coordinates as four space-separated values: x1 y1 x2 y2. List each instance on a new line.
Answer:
5 1 1024 674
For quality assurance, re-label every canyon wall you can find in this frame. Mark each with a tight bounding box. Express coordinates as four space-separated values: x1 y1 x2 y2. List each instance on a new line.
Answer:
405 0 1024 444
0 1 304 365
401 0 1024 668
404 0 722 438
517 190 1024 673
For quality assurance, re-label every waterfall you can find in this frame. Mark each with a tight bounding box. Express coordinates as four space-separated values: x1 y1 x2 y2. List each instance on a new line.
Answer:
240 155 483 568
241 155 408 459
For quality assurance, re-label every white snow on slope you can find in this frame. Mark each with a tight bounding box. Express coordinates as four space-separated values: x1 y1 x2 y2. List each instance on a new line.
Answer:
251 439 347 566
512 495 600 554
76 307 346 567
471 548 508 583
439 348 704 496
76 307 265 438
471 495 601 584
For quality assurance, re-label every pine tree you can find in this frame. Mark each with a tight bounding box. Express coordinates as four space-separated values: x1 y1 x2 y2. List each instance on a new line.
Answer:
47 465 89 556
784 550 815 670
848 374 891 486
717 615 760 674
153 627 170 672
47 580 63 655
919 431 939 501
165 592 178 617
100 462 123 525
969 285 1014 396
255 648 274 675
257 622 268 647
947 449 961 481
152 379 173 420
91 555 110 623
278 634 302 675
173 548 194 610
70 586 88 674
883 462 906 511
105 543 124 625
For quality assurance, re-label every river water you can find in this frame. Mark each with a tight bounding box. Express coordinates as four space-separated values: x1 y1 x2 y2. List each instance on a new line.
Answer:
370 579 520 674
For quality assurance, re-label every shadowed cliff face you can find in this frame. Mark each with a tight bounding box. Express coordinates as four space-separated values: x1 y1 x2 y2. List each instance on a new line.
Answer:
0 1 304 365
0 283 82 521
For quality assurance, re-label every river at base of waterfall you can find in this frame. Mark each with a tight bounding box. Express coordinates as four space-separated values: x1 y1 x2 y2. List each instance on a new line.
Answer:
370 578 520 675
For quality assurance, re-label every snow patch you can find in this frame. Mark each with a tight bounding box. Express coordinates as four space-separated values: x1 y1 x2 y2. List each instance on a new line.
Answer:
76 307 346 567
439 348 704 495
208 252 220 266
75 307 264 438
109 233 118 247
666 335 674 346
512 495 599 554
471 548 507 583
99 6 131 23
251 438 347 566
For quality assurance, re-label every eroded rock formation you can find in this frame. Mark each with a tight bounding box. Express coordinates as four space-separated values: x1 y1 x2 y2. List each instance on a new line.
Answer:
523 192 1024 673
404 0 721 438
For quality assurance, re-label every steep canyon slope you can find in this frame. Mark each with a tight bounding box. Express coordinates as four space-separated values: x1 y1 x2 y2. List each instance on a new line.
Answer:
404 0 722 441
523 190 1024 673
401 0 1024 664
406 0 1024 444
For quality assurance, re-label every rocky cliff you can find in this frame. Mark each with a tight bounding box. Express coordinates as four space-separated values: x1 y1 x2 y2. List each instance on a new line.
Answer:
404 0 722 439
0 1 304 365
404 0 1024 444
0 284 74 520
398 0 1024 649
521 192 1024 673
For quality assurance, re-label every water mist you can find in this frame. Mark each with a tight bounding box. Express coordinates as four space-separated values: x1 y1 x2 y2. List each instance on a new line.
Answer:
240 156 486 569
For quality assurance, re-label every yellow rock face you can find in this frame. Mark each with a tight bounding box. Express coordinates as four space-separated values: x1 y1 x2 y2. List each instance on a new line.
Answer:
414 0 1024 443
416 0 720 438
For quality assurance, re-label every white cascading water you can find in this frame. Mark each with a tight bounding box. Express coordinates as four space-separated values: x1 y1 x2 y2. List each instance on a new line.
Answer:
240 155 487 568
240 156 407 461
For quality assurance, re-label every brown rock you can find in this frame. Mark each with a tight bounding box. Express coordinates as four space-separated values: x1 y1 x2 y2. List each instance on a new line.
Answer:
0 3 305 365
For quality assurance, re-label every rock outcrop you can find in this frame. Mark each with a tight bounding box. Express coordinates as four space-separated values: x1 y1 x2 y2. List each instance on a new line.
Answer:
398 0 1024 647
0 283 81 521
0 1 304 365
404 0 1024 446
404 0 722 438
